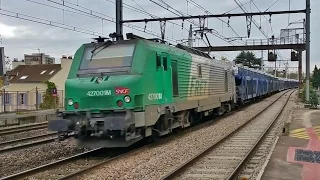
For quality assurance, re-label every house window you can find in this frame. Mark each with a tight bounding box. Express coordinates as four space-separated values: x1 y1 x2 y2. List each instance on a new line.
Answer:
20 94 26 105
40 70 47 74
49 70 55 75
37 93 42 104
20 76 28 79
5 93 10 104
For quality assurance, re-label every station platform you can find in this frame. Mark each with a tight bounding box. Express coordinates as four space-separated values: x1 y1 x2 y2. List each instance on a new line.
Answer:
0 109 55 127
261 108 320 180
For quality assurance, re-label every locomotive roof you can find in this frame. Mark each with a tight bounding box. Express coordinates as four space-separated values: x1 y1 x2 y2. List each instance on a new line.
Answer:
86 38 232 66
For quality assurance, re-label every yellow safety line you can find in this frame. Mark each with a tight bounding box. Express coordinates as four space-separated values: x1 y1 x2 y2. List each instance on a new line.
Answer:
290 129 306 133
289 126 320 139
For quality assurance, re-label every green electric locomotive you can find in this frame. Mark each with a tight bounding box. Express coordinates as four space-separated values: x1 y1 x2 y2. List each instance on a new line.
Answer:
48 35 236 148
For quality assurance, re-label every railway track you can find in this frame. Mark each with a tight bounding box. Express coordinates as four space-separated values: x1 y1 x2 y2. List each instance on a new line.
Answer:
0 133 57 153
0 122 48 136
0 146 140 180
0 91 292 180
160 90 295 180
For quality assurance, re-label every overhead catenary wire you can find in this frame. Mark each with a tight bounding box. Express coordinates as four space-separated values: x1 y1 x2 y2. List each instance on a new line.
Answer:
47 0 178 42
20 0 179 43
150 0 201 27
186 0 265 59
264 0 281 12
0 8 104 36
252 0 294 69
149 0 245 47
185 0 249 59
187 0 244 43
105 0 190 32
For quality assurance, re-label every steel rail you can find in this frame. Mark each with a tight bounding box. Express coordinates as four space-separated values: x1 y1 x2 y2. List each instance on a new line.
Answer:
55 146 147 180
0 132 56 146
160 89 294 180
226 90 295 180
0 122 48 136
0 148 103 180
0 133 58 153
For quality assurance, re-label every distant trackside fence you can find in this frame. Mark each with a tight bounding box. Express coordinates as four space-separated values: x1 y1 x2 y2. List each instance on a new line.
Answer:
0 90 65 113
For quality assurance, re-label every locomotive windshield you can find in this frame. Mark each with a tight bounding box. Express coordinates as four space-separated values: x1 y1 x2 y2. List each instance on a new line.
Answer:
79 43 135 70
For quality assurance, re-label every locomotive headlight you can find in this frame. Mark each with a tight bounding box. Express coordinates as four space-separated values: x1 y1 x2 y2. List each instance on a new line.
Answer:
68 99 74 106
96 77 103 84
124 95 131 103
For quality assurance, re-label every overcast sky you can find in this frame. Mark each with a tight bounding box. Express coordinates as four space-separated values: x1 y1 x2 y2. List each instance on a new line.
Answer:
0 0 318 73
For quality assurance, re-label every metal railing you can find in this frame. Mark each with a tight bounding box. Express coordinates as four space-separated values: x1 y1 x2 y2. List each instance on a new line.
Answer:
0 90 65 113
244 33 306 46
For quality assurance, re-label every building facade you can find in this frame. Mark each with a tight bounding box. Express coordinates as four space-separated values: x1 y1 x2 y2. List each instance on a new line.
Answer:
12 60 25 70
24 53 55 65
1 56 72 112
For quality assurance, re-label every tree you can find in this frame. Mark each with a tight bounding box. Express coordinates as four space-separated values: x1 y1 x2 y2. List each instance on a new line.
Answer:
301 84 318 107
288 72 298 80
0 76 4 95
40 81 59 109
234 51 262 69
311 65 320 88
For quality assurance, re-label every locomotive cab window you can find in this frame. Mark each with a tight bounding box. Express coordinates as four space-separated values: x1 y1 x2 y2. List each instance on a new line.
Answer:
156 54 161 68
79 43 135 70
163 57 168 71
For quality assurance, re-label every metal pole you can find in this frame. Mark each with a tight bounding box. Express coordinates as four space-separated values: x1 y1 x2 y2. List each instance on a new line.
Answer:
305 0 311 101
3 88 6 113
35 87 38 110
274 61 277 77
116 0 123 40
188 24 193 47
298 50 303 89
261 40 264 70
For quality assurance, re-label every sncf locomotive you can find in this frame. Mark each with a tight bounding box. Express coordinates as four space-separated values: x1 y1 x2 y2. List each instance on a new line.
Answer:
48 34 298 149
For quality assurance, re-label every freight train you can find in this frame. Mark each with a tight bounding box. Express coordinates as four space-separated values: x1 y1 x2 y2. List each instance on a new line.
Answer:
48 34 298 149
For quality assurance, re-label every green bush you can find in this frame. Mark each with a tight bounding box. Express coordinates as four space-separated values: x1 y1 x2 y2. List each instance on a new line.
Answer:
301 85 318 107
40 81 59 109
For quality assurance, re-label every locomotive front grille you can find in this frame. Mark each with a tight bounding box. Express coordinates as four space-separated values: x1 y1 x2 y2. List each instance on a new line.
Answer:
80 97 114 109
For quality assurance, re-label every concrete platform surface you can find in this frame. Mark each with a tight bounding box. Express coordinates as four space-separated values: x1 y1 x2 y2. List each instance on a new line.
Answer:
261 108 320 180
0 109 55 119
0 109 56 126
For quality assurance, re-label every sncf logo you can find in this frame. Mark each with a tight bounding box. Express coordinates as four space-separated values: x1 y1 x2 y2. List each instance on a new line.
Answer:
115 87 130 95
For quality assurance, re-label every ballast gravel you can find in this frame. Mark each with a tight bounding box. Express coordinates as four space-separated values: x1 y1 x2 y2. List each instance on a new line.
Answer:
0 138 88 178
77 92 286 180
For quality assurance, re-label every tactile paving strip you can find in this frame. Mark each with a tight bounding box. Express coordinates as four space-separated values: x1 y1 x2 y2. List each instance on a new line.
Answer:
295 149 320 164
